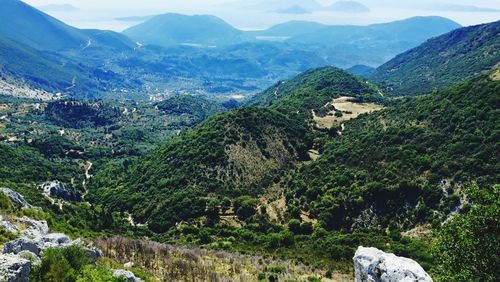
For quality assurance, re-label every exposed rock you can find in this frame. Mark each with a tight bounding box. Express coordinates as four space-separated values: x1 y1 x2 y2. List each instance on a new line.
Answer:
86 247 104 261
124 261 134 268
39 181 81 201
16 217 49 239
353 247 433 282
3 238 43 256
0 253 31 282
17 251 41 266
0 188 31 209
0 216 19 234
113 269 142 282
41 233 72 248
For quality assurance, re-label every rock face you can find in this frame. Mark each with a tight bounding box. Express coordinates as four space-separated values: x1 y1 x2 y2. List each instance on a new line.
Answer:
353 247 433 282
0 188 31 209
39 181 81 201
0 253 31 282
113 269 142 282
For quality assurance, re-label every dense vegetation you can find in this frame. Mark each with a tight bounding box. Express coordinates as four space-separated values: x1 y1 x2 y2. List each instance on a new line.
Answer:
91 107 311 232
370 20 500 96
249 66 382 110
285 74 499 231
432 184 499 281
156 95 225 125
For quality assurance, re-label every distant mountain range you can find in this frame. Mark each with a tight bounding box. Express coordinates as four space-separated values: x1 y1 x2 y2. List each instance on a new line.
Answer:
0 0 468 100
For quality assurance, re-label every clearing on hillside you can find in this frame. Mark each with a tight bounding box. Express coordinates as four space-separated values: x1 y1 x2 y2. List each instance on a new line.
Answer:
312 96 383 129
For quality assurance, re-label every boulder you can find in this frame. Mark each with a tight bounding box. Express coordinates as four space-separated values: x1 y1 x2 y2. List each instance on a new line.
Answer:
86 247 104 261
113 269 142 282
39 181 81 201
0 188 31 209
3 238 43 256
0 216 19 234
41 233 72 248
17 217 49 239
353 247 433 282
0 254 31 282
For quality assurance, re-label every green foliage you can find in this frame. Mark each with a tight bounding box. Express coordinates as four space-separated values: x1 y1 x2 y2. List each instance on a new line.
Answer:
432 185 499 281
31 245 119 282
45 100 121 129
156 95 225 125
371 21 500 96
249 67 383 113
91 107 311 230
286 75 499 230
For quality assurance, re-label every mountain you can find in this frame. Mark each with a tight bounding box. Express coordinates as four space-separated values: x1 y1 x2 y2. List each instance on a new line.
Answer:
0 0 133 51
90 67 384 231
123 13 249 47
370 21 500 96
249 67 382 108
90 107 311 232
252 16 461 67
252 21 326 38
285 73 499 231
287 16 461 49
327 1 371 13
347 64 376 76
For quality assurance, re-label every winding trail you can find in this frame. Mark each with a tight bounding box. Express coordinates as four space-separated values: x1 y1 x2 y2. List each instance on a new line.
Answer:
82 161 93 198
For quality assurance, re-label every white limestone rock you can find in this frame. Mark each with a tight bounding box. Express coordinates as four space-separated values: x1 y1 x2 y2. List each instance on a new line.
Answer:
39 181 81 201
0 188 31 209
16 217 49 239
353 246 433 282
0 253 31 282
2 238 43 256
113 269 142 282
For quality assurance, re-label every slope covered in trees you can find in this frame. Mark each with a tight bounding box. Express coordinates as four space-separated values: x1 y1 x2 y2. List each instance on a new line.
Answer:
285 74 499 231
370 21 500 96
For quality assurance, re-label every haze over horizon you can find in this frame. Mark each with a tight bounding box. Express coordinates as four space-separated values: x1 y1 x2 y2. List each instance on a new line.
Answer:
24 0 500 31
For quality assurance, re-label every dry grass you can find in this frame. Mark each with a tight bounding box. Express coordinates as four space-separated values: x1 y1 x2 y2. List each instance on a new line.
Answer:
313 96 383 129
94 237 350 282
490 69 500 81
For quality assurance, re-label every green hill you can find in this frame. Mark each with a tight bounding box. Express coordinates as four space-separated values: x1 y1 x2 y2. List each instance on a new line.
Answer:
370 20 500 96
249 66 382 110
90 107 311 232
285 74 499 231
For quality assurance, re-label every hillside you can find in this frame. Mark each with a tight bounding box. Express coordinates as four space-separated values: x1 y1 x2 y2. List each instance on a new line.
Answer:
123 13 250 47
249 67 382 110
285 74 499 231
370 20 500 96
90 107 311 232
0 0 133 52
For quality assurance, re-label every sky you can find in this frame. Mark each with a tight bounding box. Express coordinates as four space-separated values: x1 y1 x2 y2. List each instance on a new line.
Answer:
23 0 500 31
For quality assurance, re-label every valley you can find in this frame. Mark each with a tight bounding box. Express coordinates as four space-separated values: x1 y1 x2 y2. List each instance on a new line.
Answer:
0 0 499 281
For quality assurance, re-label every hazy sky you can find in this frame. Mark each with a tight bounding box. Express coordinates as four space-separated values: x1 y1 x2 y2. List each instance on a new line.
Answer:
24 0 500 31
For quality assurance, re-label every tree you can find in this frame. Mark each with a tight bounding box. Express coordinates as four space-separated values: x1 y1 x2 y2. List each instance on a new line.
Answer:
432 185 499 282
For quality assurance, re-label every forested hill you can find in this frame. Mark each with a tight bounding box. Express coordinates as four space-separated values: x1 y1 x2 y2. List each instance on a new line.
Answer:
89 67 380 232
285 72 500 231
90 107 311 232
249 66 382 108
370 21 500 96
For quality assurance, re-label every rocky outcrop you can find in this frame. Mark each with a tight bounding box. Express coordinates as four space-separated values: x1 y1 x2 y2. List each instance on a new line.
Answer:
39 181 81 201
353 247 433 282
17 217 49 239
113 269 142 282
0 253 31 282
3 238 43 256
0 188 31 209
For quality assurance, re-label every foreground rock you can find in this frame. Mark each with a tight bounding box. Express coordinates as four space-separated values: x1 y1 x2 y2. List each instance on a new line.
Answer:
114 269 142 282
0 253 31 282
0 188 31 209
353 247 433 282
39 181 81 201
